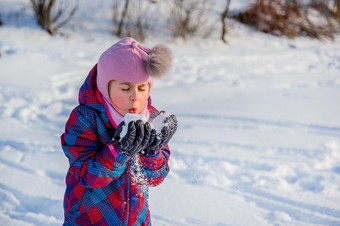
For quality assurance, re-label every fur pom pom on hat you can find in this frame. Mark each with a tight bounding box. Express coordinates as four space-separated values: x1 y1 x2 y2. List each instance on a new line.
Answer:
97 37 172 101
146 45 172 78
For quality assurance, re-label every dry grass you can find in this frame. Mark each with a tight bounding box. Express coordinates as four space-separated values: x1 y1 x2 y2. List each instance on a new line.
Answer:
233 0 339 39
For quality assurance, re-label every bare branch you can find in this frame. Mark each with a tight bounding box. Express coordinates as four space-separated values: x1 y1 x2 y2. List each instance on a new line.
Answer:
30 0 78 35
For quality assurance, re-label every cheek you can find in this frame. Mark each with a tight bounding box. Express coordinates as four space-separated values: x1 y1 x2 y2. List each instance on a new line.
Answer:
140 95 148 106
111 95 128 108
138 91 149 104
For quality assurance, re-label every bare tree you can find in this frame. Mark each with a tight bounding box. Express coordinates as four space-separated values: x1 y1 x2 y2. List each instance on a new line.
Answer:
168 0 213 40
30 0 78 35
116 0 130 38
113 0 156 41
221 0 231 43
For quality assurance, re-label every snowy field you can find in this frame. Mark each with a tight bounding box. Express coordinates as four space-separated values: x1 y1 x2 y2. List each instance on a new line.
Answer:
1 0 340 225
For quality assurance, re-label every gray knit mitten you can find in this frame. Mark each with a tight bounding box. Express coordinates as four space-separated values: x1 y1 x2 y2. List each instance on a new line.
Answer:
148 113 178 151
114 120 154 156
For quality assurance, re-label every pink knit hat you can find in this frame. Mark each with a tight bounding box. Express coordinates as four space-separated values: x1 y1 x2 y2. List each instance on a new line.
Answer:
97 37 172 101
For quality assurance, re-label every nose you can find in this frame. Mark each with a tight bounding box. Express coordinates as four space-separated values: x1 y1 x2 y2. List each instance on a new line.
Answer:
130 88 138 102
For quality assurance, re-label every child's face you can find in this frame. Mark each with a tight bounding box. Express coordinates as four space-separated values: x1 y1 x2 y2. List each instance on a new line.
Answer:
108 80 150 116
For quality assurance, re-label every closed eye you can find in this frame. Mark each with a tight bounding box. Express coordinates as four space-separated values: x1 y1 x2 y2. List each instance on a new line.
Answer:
120 85 130 91
138 85 148 92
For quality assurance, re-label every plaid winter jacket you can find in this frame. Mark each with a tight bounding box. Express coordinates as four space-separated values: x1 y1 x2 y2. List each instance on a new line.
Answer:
61 65 170 225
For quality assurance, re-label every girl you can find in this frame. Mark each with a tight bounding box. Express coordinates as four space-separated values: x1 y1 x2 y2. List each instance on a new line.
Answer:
61 37 177 225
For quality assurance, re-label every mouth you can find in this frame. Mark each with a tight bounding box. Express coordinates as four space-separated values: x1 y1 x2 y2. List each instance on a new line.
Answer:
129 108 137 113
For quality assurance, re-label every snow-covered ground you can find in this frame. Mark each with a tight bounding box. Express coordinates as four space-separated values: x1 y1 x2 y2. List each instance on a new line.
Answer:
1 1 340 225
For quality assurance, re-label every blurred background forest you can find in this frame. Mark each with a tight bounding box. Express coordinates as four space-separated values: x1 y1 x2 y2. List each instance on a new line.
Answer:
0 0 339 45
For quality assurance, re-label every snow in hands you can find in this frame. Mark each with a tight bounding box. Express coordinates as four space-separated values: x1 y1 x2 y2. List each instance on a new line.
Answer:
119 112 175 143
119 113 148 142
151 111 175 135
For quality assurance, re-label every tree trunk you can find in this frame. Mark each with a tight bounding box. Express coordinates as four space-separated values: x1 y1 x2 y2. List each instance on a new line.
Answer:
221 0 231 43
335 0 340 20
117 0 130 37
